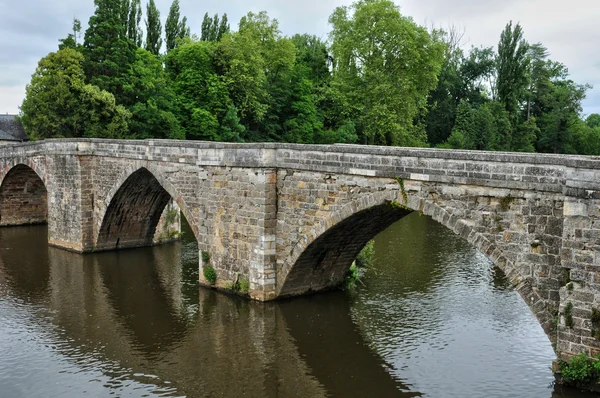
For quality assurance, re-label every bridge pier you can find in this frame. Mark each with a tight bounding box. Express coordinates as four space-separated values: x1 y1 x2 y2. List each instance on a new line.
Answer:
197 167 279 301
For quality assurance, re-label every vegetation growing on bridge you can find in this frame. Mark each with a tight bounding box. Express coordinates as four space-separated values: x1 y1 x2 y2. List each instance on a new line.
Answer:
202 251 217 285
498 195 515 212
564 302 574 328
386 200 411 213
225 275 250 296
18 0 600 156
344 240 374 290
395 178 408 205
559 353 600 387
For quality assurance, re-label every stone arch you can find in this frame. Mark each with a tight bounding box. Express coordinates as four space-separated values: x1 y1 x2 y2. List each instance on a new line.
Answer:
0 163 48 226
277 188 410 297
415 196 554 334
0 158 48 188
277 185 553 335
95 166 198 251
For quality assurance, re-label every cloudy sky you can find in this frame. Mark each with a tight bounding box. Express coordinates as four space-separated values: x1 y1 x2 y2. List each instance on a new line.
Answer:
1 0 599 116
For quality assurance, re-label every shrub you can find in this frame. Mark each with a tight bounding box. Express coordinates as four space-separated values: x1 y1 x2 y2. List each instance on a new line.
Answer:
203 265 216 285
565 302 574 328
560 353 599 384
239 277 250 295
356 240 374 269
344 264 360 290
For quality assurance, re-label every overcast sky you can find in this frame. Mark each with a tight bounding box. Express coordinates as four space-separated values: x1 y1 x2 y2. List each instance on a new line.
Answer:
1 0 599 116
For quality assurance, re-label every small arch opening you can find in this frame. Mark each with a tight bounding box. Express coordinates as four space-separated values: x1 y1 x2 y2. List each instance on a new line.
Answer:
0 164 47 226
96 168 182 251
278 202 413 297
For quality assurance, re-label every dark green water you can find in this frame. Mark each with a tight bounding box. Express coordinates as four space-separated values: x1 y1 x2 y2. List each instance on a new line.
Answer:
0 213 594 397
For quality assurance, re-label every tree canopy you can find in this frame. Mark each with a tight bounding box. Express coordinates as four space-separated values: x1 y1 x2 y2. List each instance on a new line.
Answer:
20 0 595 156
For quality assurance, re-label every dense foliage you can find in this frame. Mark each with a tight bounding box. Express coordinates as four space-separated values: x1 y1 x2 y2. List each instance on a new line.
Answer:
559 353 600 385
20 0 598 155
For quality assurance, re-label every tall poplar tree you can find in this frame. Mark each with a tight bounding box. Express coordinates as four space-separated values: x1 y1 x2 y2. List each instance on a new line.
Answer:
58 18 83 50
496 21 529 116
145 0 162 55
127 0 143 47
201 13 229 41
120 0 130 31
201 12 212 41
165 0 189 52
218 14 229 40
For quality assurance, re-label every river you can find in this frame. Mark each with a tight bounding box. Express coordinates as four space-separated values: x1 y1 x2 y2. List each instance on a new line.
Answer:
0 213 595 397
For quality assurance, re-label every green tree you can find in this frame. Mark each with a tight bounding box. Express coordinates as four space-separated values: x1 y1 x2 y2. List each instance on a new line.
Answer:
77 84 132 138
512 117 538 152
329 0 444 146
460 46 496 104
127 0 143 47
291 34 330 88
586 113 600 128
125 48 183 139
282 64 323 143
201 13 229 42
424 29 466 147
218 14 230 40
452 100 476 149
536 71 590 153
215 12 296 141
219 105 245 142
144 0 162 55
446 100 514 151
165 0 189 52
20 49 130 140
201 12 212 41
238 12 296 140
211 14 219 41
574 119 600 155
166 39 232 140
485 101 512 151
73 18 82 46
496 21 529 116
83 0 137 105
120 0 130 30
439 129 466 149
59 18 83 51
525 43 550 120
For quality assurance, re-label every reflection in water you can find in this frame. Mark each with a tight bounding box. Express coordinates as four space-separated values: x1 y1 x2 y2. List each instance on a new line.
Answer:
350 213 595 398
0 216 596 397
279 293 415 397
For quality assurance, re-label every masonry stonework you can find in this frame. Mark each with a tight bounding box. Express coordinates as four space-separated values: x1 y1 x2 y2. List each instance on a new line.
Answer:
1 139 600 365
0 164 47 226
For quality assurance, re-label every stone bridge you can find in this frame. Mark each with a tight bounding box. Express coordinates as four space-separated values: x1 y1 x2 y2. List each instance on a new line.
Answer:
1 138 599 361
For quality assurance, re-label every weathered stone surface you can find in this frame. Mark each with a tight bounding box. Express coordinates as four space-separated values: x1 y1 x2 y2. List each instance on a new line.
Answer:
0 164 46 226
2 139 600 364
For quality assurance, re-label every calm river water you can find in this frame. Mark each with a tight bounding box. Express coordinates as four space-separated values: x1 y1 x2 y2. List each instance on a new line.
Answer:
0 213 596 397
